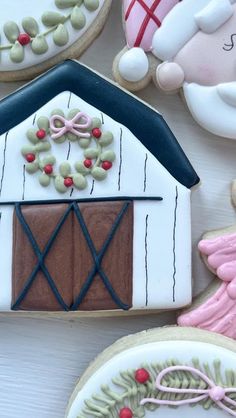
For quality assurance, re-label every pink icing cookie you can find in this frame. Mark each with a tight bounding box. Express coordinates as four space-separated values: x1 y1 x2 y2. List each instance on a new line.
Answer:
178 180 236 339
154 0 236 139
113 0 179 90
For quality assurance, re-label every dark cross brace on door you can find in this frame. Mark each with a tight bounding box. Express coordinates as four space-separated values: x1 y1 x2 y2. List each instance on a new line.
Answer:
125 0 162 47
12 201 132 311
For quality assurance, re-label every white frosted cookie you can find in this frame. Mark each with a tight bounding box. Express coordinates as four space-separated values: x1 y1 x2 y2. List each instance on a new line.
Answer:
0 0 111 81
178 180 236 340
0 60 199 314
66 326 236 418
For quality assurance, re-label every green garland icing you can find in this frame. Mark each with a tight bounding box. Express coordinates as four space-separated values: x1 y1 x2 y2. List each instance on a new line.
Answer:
78 359 236 417
21 108 115 194
0 0 100 62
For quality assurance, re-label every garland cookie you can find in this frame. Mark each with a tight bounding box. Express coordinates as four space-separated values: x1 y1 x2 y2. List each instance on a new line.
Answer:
0 0 112 81
113 0 180 91
66 327 236 417
0 60 199 313
178 180 236 339
153 0 236 139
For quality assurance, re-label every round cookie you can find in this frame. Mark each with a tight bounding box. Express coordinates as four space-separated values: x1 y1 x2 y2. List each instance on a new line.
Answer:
178 180 236 339
113 0 180 91
153 0 236 139
0 0 112 81
66 326 236 418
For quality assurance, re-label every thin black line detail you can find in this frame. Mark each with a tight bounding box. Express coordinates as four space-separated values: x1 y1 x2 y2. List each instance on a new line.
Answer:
118 128 123 191
66 142 71 160
145 214 149 306
32 113 37 126
0 132 8 197
22 165 26 201
67 92 72 108
0 196 163 206
100 112 104 124
172 186 178 302
70 188 74 197
223 33 236 51
143 153 148 192
90 180 95 195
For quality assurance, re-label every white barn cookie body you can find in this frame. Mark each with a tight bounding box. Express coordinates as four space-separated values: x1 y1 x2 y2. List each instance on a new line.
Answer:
0 60 199 313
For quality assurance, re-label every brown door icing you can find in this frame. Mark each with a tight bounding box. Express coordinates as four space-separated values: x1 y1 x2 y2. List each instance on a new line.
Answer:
12 201 133 311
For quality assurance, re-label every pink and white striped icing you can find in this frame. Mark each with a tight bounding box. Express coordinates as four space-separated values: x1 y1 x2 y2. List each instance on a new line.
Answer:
178 233 236 339
123 0 179 51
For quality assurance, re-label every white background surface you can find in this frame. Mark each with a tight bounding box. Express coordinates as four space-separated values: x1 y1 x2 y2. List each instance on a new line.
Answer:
0 2 236 417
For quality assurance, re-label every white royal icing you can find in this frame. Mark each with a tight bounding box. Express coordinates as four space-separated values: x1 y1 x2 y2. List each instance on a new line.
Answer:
118 47 149 82
67 339 236 418
0 91 192 311
0 0 105 71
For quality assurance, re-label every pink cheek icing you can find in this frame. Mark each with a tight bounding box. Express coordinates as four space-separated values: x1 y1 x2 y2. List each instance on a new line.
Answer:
124 0 179 51
178 233 236 339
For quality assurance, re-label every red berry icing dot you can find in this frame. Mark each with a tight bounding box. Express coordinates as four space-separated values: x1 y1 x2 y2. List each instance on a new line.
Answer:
36 129 46 140
18 33 31 46
102 161 112 170
92 128 102 138
84 159 92 168
44 164 53 175
119 407 133 418
135 368 150 384
26 153 35 163
64 177 73 188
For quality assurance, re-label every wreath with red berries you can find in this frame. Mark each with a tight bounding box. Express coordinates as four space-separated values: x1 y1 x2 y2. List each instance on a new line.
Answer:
21 108 115 193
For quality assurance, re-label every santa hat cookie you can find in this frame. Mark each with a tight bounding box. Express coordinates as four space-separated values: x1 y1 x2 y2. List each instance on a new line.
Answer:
0 0 112 81
154 0 236 139
113 0 179 91
66 327 236 418
0 60 199 314
178 180 236 340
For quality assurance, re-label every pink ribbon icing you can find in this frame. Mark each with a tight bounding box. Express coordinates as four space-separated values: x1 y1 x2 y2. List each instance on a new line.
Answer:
50 112 92 139
178 232 236 339
140 365 236 416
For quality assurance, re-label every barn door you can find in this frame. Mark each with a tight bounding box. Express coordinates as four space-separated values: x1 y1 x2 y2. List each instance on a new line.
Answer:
12 201 133 311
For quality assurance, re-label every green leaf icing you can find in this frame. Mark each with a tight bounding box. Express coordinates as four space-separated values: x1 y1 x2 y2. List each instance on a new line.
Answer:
71 7 86 30
41 11 66 27
0 0 101 62
91 167 107 181
10 41 24 63
31 35 48 55
3 21 19 43
84 0 99 11
21 109 115 194
55 0 83 8
78 360 236 418
22 17 39 37
39 173 51 187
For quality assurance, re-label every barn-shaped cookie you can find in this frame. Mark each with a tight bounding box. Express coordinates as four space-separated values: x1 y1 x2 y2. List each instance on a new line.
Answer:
0 60 199 313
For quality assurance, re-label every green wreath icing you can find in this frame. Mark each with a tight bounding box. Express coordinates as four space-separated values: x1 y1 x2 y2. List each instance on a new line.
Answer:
0 0 100 63
78 359 236 417
21 108 115 194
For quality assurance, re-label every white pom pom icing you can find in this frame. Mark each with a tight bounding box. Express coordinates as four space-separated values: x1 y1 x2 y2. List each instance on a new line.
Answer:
118 47 149 82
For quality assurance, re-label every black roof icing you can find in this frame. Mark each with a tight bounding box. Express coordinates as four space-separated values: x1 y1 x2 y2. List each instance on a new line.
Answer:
0 60 199 188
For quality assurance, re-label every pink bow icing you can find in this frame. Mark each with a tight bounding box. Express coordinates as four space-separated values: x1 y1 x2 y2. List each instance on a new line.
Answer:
50 111 92 140
140 365 236 416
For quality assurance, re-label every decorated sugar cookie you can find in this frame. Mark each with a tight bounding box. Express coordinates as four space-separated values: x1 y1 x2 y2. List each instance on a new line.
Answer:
178 180 236 339
153 0 236 139
66 327 236 418
0 60 199 313
0 0 112 81
113 0 179 91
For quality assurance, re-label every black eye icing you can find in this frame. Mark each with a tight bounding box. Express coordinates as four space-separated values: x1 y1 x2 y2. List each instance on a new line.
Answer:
223 33 236 51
